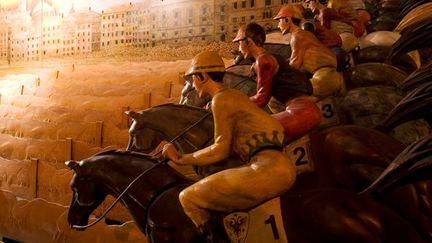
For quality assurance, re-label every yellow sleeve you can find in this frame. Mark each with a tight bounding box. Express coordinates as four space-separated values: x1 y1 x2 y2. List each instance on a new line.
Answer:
179 93 234 165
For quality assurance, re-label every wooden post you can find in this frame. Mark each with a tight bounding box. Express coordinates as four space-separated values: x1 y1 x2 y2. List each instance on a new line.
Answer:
30 158 39 198
56 70 60 79
122 106 131 129
20 85 24 95
178 72 185 84
95 121 104 147
164 81 173 98
143 92 152 109
66 138 73 160
35 77 41 86
72 64 75 72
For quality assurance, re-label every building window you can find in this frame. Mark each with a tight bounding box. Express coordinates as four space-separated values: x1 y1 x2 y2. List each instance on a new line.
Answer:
265 0 271 6
220 6 225 12
233 17 237 23
251 15 255 20
241 16 246 22
233 2 238 9
242 1 246 8
263 10 272 18
251 0 255 7
281 0 288 3
201 28 206 33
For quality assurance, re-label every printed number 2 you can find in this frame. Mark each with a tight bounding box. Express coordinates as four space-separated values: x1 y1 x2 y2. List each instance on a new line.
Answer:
264 215 280 240
321 104 334 119
294 147 307 166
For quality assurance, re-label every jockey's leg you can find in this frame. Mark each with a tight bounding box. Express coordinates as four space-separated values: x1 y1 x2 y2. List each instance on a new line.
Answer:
310 67 345 100
339 32 359 53
273 97 321 143
179 150 296 228
267 97 286 114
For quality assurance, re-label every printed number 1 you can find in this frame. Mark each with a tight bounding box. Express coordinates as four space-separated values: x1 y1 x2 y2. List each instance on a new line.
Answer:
264 214 280 240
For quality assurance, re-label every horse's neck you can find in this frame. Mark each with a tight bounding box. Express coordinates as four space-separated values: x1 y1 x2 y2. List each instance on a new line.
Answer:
147 107 201 129
89 154 188 209
145 107 211 137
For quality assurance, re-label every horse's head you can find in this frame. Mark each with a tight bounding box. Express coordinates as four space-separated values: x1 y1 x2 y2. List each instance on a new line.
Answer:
126 110 167 153
179 78 211 107
66 160 107 230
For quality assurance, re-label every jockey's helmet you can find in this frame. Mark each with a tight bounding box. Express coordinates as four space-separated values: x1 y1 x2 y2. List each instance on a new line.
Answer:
232 23 266 45
232 24 247 42
273 4 304 20
185 51 225 77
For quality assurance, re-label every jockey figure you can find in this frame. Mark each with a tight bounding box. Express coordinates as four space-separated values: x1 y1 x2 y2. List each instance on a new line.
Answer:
162 51 297 241
232 22 321 142
301 20 350 72
275 4 345 100
305 0 359 52
232 22 313 113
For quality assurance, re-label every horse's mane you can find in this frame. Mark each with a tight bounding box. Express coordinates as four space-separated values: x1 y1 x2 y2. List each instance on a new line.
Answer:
94 149 157 161
149 103 209 113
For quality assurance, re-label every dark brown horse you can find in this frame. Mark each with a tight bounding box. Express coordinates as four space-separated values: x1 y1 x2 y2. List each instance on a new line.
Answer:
66 147 427 243
125 103 432 240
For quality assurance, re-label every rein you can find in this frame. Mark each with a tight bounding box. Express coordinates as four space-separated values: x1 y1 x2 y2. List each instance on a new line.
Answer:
72 110 212 230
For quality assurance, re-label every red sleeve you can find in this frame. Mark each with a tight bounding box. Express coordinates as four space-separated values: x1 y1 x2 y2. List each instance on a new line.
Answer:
250 54 278 108
319 8 335 29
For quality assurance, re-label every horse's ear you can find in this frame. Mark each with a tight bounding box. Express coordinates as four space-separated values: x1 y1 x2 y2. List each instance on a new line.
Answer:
125 110 139 120
66 160 80 172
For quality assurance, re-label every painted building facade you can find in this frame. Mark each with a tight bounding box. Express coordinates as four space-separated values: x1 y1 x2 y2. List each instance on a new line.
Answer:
0 0 304 62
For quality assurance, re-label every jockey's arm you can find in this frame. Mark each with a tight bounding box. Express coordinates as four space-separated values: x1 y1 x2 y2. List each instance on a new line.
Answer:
250 55 278 108
177 95 233 166
289 32 306 70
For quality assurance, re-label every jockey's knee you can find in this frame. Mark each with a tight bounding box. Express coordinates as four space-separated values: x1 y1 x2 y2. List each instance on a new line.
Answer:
179 189 191 209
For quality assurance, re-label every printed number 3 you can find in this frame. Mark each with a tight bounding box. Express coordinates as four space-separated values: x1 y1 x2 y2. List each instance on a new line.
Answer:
321 104 334 119
264 215 280 240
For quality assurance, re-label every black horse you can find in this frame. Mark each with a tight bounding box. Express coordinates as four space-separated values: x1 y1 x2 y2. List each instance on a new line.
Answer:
67 139 430 243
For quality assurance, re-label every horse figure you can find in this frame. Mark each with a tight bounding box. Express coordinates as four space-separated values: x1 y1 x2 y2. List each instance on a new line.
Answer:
125 103 432 240
66 148 427 243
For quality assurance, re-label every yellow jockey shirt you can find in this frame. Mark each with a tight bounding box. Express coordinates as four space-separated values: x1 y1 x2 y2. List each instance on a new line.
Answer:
181 88 285 164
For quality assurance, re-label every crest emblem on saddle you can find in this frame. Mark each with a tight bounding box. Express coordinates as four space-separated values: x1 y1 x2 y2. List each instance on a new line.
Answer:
222 197 288 243
223 212 249 243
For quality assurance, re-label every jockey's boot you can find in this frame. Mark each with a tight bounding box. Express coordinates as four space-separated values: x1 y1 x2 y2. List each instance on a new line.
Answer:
198 217 228 243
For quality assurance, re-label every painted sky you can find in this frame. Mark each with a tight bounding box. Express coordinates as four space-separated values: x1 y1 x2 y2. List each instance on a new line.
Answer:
0 0 146 13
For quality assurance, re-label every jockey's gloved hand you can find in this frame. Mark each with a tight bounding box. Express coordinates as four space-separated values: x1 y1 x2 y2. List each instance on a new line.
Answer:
162 143 181 164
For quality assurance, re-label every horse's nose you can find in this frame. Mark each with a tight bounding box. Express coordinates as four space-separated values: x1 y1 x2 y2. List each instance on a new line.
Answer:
66 160 79 170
